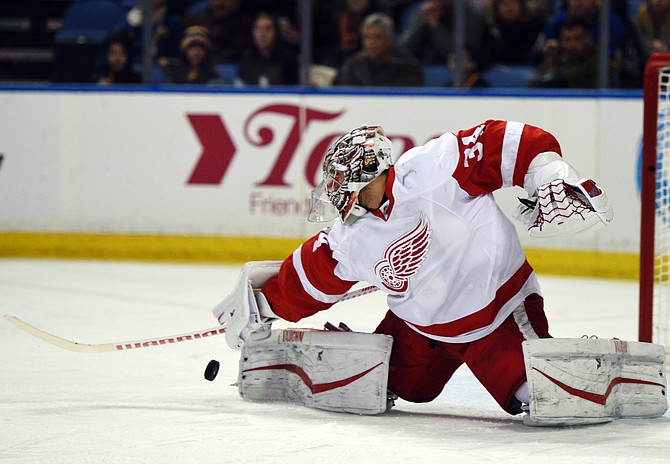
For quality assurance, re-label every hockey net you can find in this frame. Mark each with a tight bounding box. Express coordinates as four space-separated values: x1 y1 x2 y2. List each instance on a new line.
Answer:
640 53 670 351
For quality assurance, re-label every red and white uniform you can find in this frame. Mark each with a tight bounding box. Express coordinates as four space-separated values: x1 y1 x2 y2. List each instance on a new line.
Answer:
263 120 562 343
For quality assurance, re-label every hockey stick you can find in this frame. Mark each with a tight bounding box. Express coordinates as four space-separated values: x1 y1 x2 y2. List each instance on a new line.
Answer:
3 284 379 353
3 315 227 353
340 284 379 301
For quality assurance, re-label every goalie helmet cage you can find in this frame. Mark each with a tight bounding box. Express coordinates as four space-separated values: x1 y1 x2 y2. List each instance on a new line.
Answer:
640 53 670 349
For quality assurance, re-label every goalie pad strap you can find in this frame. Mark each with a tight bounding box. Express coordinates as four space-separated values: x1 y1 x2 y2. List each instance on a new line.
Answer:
238 329 393 415
523 338 667 426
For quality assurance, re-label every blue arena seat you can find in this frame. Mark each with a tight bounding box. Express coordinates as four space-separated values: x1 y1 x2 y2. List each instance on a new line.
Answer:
56 0 127 45
215 64 239 84
186 0 208 16
483 65 536 88
52 0 128 82
113 0 139 9
423 65 452 87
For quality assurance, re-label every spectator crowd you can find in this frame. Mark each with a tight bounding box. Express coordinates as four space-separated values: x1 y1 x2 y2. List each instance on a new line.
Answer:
86 0 670 88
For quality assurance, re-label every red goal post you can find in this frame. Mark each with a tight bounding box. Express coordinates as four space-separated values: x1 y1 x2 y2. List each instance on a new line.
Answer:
640 53 670 347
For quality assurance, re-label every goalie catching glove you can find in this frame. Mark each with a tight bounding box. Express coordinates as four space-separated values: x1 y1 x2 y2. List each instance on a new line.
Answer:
212 261 281 350
514 156 613 237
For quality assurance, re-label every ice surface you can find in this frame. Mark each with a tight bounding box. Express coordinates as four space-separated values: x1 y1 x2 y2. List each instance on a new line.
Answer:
1 259 668 463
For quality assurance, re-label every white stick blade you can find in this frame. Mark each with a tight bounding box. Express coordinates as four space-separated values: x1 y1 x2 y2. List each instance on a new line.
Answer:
4 315 227 353
4 315 117 352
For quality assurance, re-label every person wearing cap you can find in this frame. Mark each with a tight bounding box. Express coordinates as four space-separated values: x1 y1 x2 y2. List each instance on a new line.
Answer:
167 26 223 84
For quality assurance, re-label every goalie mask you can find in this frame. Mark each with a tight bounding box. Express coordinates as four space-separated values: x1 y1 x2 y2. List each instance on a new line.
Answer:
308 126 393 225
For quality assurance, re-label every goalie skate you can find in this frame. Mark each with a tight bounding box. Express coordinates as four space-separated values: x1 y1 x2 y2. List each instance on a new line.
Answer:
523 338 667 426
238 328 393 415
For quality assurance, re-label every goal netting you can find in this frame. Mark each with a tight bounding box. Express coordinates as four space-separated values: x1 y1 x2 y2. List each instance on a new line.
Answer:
640 53 670 351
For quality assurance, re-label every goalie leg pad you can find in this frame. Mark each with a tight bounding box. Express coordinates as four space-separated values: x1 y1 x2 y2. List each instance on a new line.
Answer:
238 329 393 415
523 338 667 426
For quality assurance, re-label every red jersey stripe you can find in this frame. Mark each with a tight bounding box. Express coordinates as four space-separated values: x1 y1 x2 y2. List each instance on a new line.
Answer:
263 232 355 322
408 260 534 337
512 125 563 187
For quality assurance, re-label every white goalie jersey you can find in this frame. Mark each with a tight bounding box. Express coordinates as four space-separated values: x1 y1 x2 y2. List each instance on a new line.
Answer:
262 120 579 343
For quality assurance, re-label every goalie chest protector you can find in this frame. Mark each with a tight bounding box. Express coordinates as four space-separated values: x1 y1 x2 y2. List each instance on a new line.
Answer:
238 329 393 415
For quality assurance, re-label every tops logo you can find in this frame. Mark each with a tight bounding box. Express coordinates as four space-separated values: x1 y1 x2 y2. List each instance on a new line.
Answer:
186 103 416 188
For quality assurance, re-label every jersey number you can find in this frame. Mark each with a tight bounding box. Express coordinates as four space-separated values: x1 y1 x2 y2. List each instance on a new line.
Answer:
461 124 485 168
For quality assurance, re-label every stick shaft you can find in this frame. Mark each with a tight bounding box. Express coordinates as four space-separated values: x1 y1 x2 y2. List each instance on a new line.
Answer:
4 284 379 353
4 315 226 353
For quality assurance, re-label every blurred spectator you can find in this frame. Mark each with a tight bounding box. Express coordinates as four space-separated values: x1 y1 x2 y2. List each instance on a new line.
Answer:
634 0 670 56
237 12 300 86
528 17 598 88
326 0 383 67
185 0 254 64
97 39 142 84
538 0 626 60
399 0 494 66
254 1 346 68
334 12 423 86
242 0 298 20
539 0 645 86
377 0 421 27
166 0 198 16
114 0 184 70
531 0 559 17
166 26 223 84
447 46 490 87
488 0 547 65
606 0 646 88
272 2 303 51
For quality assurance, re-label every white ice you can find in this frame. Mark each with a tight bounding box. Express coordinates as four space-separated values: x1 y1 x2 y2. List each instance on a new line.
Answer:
1 259 668 464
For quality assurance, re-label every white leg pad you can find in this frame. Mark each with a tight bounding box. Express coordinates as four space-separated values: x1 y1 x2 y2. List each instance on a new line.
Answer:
238 329 393 415
523 338 667 426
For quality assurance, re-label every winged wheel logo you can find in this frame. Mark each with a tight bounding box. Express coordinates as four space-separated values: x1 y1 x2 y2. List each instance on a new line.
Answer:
374 214 431 292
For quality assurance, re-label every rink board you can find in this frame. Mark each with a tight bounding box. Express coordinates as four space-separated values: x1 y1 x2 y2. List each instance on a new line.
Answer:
0 87 642 277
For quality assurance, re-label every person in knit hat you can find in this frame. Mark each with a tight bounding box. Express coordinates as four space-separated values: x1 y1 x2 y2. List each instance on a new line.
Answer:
167 26 223 84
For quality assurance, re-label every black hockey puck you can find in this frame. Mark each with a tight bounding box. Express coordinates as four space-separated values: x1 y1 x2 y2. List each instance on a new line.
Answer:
204 359 220 381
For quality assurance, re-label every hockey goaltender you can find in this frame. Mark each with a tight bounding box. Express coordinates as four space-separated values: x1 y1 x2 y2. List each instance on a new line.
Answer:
213 121 667 426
